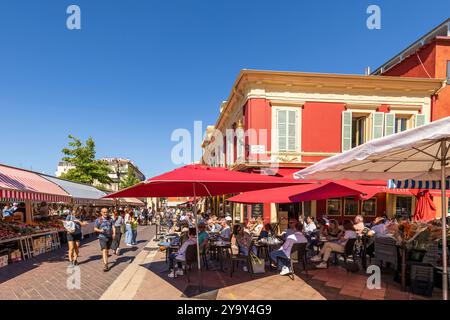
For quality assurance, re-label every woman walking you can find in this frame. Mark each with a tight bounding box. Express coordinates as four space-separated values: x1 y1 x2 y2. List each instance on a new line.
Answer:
65 210 87 267
111 209 124 255
124 209 133 246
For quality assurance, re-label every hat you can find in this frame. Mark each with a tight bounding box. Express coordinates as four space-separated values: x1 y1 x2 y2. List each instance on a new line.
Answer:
374 217 384 225
198 221 206 227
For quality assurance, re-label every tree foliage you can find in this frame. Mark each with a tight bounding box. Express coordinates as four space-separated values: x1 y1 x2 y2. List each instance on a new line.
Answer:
60 135 113 185
120 165 141 189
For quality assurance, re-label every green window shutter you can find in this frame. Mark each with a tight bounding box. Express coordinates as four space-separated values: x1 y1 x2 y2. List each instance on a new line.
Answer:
287 110 297 151
277 110 287 152
384 113 395 136
372 112 385 140
415 114 426 127
341 111 352 151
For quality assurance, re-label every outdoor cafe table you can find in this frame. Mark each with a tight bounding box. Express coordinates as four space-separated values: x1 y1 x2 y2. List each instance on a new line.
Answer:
254 238 282 260
209 240 231 272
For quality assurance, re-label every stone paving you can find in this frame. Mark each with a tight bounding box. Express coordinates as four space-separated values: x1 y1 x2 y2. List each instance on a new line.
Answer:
109 238 444 300
0 226 445 300
0 225 154 300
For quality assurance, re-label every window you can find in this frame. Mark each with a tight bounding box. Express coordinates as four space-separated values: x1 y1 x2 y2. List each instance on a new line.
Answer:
395 196 413 218
342 111 374 151
352 117 366 148
274 108 299 153
344 197 359 216
361 198 377 217
394 116 408 133
327 198 342 216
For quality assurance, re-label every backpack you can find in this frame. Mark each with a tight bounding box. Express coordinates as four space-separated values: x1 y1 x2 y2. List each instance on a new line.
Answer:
63 220 76 234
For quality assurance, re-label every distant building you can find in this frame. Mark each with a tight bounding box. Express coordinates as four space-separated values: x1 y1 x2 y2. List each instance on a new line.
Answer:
56 158 145 192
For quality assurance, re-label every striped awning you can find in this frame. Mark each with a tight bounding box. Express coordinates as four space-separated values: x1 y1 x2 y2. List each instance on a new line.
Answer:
0 164 71 203
388 178 450 190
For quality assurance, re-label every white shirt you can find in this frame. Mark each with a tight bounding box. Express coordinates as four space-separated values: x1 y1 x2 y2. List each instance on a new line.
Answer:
281 232 307 257
254 224 263 234
304 222 317 233
124 213 131 224
220 226 231 240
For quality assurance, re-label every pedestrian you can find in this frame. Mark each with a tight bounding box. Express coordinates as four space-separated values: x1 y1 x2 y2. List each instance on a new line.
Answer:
94 208 115 272
131 215 138 245
65 210 87 267
111 209 125 255
124 208 133 246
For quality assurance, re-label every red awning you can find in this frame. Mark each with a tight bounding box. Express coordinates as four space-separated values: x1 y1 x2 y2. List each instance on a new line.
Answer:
0 164 71 202
228 180 380 204
104 164 305 198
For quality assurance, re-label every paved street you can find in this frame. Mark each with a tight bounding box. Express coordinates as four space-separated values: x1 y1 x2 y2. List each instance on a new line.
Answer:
0 225 155 300
0 225 444 300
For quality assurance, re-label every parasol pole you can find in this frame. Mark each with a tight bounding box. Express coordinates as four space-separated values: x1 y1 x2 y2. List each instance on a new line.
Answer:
193 183 203 292
440 139 448 300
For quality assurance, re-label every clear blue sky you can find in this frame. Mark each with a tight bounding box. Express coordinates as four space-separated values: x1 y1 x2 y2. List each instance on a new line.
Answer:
0 0 448 178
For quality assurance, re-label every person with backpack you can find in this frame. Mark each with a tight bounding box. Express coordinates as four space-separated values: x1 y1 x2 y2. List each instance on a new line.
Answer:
94 208 115 272
65 210 87 267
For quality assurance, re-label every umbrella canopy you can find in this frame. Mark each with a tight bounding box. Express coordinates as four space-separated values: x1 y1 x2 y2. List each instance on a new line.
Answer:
228 180 380 204
294 116 449 300
413 190 437 222
104 164 304 198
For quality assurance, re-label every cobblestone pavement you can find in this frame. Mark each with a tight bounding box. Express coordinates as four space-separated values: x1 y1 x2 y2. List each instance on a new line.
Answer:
130 246 444 300
0 225 155 300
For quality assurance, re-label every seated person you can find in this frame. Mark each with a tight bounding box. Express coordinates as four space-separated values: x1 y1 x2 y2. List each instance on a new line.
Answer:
368 216 388 237
245 218 256 233
270 222 307 275
218 219 231 241
258 223 272 240
168 228 197 278
252 217 264 236
311 219 357 269
235 224 256 272
280 218 298 240
324 219 342 241
353 215 366 235
197 222 209 253
303 216 317 234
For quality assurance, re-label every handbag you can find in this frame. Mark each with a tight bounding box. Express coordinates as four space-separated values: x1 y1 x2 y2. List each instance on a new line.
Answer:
249 252 265 274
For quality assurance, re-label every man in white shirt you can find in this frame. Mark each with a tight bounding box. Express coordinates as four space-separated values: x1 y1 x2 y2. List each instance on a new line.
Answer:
270 222 307 275
219 219 231 241
168 228 197 278
303 216 317 234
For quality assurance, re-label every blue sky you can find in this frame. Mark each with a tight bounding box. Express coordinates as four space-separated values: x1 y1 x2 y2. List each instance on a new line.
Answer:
0 0 448 178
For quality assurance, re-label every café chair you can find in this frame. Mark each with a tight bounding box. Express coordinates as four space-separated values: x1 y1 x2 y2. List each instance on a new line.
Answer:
175 244 198 283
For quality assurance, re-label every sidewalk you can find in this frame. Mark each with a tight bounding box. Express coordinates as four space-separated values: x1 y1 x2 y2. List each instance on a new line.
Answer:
0 225 154 300
110 245 443 300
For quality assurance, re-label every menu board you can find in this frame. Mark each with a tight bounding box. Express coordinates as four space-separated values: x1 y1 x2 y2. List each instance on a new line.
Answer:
251 203 264 219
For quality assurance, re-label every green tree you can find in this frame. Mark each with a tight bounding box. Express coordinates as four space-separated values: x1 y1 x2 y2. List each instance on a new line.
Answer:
60 135 113 185
120 165 141 189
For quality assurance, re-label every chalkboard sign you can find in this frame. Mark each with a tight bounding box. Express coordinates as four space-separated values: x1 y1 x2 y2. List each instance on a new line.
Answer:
251 203 264 219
